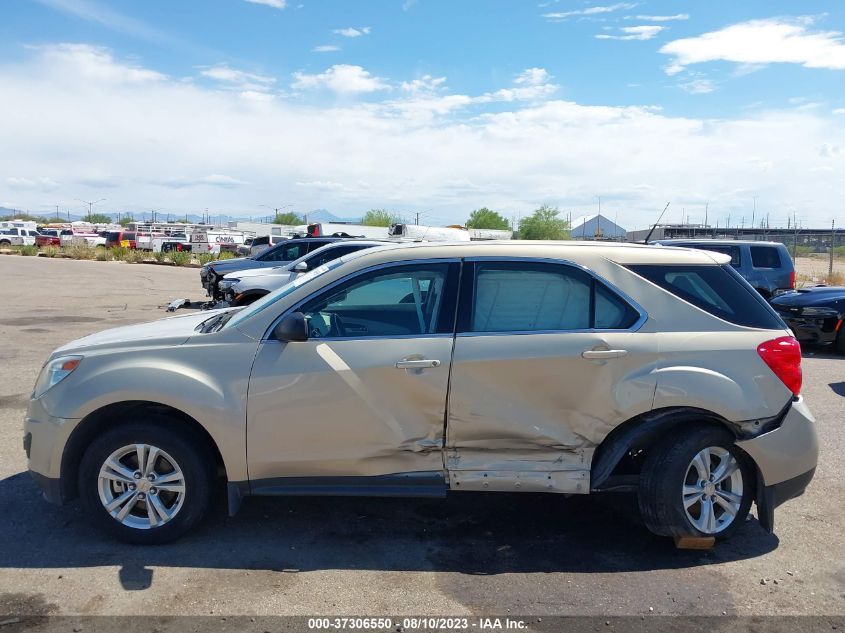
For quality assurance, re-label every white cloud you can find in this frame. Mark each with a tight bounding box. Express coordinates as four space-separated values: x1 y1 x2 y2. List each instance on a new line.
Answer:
313 45 341 53
244 0 286 9
401 75 447 94
2 43 845 227
833 108 845 115
333 27 371 38
629 14 689 22
543 3 637 21
679 79 716 94
34 43 167 83
6 176 61 191
660 17 845 75
199 65 276 91
596 25 665 41
292 64 390 94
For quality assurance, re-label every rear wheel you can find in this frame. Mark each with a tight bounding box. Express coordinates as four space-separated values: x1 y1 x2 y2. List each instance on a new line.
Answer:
638 426 753 539
78 419 215 544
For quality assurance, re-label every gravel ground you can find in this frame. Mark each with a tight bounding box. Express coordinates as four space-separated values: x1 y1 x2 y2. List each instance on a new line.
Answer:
0 255 843 617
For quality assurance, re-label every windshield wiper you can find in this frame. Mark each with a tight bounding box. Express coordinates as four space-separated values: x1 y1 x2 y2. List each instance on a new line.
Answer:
197 311 235 333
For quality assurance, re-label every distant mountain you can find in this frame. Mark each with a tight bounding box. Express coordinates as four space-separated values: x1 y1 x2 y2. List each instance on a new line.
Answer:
0 207 365 225
0 207 25 218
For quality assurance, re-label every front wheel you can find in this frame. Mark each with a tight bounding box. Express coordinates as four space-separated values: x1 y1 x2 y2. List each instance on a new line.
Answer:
638 426 753 539
835 327 845 355
78 420 215 544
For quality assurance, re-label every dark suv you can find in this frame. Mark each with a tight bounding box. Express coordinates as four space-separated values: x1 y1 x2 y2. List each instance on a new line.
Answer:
200 236 352 300
653 240 795 299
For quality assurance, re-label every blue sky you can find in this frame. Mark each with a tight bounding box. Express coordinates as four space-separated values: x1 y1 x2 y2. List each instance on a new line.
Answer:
1 0 844 229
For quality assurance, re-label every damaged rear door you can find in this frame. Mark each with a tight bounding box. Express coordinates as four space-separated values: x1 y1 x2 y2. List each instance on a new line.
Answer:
246 260 461 493
445 258 658 494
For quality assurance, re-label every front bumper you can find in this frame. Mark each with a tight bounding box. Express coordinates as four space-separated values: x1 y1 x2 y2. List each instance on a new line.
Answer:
24 397 79 505
736 396 818 532
778 314 840 345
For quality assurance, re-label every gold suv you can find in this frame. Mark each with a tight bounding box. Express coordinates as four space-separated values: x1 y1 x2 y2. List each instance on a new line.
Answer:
24 242 817 544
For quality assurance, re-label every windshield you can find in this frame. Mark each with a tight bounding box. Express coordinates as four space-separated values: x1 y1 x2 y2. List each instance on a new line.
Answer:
224 256 347 329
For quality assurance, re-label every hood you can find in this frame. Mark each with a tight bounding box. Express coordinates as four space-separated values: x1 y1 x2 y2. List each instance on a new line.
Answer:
207 256 251 271
53 309 232 355
224 264 291 280
236 271 296 293
772 286 845 307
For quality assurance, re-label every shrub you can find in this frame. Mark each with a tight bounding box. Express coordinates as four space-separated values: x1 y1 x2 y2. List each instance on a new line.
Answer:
198 253 215 266
168 251 192 266
217 250 236 261
125 250 147 264
824 271 845 285
41 246 61 258
791 245 815 257
95 248 113 261
152 251 168 263
111 247 129 261
66 245 95 260
20 245 39 256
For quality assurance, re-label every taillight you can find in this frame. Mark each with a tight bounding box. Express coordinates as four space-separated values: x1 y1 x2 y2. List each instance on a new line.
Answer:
757 336 802 396
789 270 795 289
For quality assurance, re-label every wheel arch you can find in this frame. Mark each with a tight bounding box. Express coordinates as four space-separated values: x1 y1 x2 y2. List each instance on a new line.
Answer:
59 400 227 502
590 406 750 491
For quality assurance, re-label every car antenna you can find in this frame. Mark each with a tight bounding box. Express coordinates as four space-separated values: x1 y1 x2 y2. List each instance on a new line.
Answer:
642 202 671 244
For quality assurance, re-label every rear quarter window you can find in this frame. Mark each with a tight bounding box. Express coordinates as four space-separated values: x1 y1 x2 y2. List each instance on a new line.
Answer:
750 246 781 268
627 264 786 329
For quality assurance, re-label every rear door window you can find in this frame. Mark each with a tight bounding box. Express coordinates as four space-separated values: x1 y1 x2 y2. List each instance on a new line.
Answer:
467 261 640 333
750 246 781 268
628 264 785 329
261 241 309 262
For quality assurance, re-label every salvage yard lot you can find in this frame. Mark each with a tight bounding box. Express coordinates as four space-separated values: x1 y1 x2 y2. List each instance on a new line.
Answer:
0 256 843 616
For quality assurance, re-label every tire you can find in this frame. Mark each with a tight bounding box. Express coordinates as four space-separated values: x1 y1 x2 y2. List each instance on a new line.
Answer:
0 240 11 247
638 426 753 539
78 417 216 544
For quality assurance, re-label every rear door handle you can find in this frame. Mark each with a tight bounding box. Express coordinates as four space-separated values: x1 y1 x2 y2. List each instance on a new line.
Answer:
581 349 628 359
395 359 441 369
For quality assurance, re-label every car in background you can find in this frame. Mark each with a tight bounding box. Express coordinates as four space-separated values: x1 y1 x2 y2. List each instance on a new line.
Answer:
105 231 137 249
771 286 845 353
0 227 39 246
25 242 817 544
652 240 794 299
248 234 289 257
200 236 354 301
35 230 61 247
219 240 392 306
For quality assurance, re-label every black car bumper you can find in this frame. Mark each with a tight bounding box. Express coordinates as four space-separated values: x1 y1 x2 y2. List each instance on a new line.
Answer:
755 467 815 533
30 470 64 505
779 315 839 344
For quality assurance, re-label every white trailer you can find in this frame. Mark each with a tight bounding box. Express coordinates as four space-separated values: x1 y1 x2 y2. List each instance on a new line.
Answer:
189 228 249 255
387 223 471 242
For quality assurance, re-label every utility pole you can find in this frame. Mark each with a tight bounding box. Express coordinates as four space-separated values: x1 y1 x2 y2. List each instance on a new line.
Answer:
75 198 106 221
415 212 420 225
830 219 836 278
752 196 756 231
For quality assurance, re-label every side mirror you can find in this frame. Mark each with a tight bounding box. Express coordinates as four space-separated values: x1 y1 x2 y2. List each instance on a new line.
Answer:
273 312 308 342
293 261 309 272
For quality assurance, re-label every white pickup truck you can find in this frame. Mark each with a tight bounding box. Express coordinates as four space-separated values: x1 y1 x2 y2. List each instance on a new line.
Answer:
0 227 39 246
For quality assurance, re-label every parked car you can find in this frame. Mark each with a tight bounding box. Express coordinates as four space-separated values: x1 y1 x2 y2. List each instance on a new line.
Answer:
105 231 137 249
200 236 354 301
219 240 391 306
0 227 39 246
25 242 817 544
652 240 795 299
771 286 845 353
35 230 61 248
248 234 289 257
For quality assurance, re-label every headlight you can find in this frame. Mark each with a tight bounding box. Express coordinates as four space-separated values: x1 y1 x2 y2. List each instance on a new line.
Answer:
33 355 82 399
218 279 239 291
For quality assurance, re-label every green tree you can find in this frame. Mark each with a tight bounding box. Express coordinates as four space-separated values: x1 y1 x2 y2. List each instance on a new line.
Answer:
362 209 401 227
84 213 113 224
274 212 303 225
0 213 50 223
465 208 511 231
118 215 135 227
518 205 571 240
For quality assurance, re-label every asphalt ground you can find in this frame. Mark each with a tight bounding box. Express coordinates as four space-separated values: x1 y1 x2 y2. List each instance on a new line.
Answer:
0 255 843 617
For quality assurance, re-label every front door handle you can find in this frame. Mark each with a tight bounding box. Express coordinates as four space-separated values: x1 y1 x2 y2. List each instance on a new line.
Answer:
581 349 628 359
395 359 442 369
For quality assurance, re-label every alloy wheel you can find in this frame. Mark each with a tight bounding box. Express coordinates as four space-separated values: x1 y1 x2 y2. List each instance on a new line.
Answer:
97 443 186 530
681 446 744 534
